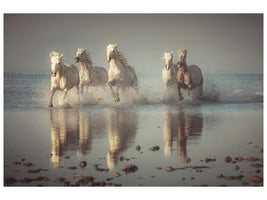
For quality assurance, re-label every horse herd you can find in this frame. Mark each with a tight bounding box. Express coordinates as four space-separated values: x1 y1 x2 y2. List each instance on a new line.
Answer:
48 43 203 107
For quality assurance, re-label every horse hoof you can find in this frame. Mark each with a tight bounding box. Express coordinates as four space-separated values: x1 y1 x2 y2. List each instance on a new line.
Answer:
115 97 120 102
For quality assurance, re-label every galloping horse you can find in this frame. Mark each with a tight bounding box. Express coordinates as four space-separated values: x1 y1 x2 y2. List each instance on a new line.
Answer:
74 48 108 98
106 44 138 102
48 51 80 107
176 49 203 101
162 52 178 90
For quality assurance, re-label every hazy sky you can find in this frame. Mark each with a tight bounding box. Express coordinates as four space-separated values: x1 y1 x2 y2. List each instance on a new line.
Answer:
4 14 263 74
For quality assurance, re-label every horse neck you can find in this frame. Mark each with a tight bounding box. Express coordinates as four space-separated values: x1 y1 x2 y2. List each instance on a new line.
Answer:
180 63 188 74
110 57 121 70
80 60 92 71
58 62 66 76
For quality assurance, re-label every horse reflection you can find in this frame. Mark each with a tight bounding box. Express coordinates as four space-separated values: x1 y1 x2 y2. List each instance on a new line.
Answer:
162 107 203 162
49 109 106 167
107 109 138 169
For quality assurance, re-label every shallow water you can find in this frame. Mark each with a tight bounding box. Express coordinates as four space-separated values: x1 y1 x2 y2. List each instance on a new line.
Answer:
4 73 263 186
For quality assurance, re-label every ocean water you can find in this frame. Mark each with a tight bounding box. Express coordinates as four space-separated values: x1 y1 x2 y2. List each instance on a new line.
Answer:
4 73 263 186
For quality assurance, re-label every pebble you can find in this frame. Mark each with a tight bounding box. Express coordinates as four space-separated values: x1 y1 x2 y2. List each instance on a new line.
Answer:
56 177 66 183
79 161 87 168
64 156 70 159
224 156 232 163
27 169 41 173
185 157 191 163
23 162 33 167
4 177 17 185
136 145 141 151
252 163 263 168
11 161 21 165
114 172 121 177
122 164 138 173
165 166 175 172
156 167 162 170
234 165 240 170
255 169 261 173
205 158 216 163
190 177 195 180
250 176 263 183
149 145 160 151
260 148 263 153
246 157 258 162
21 158 25 161
196 169 203 173
20 178 32 183
67 166 77 170
216 173 224 179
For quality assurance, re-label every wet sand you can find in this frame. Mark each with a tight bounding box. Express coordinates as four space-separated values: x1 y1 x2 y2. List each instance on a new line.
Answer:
4 103 263 186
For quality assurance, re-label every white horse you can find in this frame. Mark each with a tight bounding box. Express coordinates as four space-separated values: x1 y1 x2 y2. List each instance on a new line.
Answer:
74 48 108 98
162 52 179 90
106 44 138 102
48 51 80 107
176 49 203 101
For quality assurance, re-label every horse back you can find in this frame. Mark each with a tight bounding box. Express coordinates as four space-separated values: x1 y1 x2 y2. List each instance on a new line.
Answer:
187 65 203 86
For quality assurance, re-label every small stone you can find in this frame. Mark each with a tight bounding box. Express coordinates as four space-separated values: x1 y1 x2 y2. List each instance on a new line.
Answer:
260 148 263 153
232 161 237 164
79 161 87 168
196 169 203 173
224 156 232 163
216 174 223 179
122 164 138 173
27 169 41 173
234 165 240 170
114 172 121 177
21 158 25 161
23 162 33 167
255 169 261 173
250 176 263 183
190 177 195 180
149 145 160 151
252 163 263 168
20 178 32 183
64 156 70 159
185 157 191 163
56 177 66 183
155 167 162 170
4 177 17 185
67 166 77 170
248 141 253 144
242 181 248 186
11 161 21 165
165 166 175 172
136 145 141 151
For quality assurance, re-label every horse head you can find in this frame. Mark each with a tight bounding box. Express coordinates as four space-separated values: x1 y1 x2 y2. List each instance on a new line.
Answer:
74 48 86 63
49 51 63 77
162 52 173 70
106 43 118 62
177 49 187 65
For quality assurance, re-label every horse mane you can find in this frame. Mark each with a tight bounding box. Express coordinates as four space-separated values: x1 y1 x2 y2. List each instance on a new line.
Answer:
116 51 128 66
84 51 93 66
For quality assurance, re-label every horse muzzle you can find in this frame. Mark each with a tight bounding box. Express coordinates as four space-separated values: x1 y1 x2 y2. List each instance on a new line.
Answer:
74 57 80 63
51 71 57 77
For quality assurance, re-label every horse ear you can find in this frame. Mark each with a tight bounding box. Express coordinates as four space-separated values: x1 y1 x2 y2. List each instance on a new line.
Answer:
49 52 52 58
114 43 118 48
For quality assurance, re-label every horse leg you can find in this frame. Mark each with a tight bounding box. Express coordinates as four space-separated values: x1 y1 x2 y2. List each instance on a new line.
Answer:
108 79 120 102
48 89 56 107
115 87 120 102
75 85 80 105
80 85 84 95
177 84 184 101
62 89 68 103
